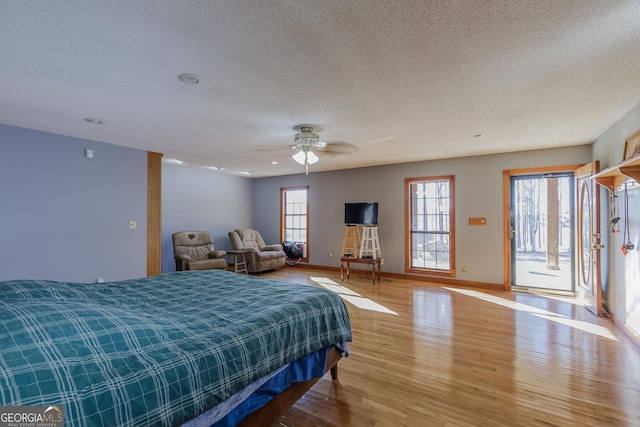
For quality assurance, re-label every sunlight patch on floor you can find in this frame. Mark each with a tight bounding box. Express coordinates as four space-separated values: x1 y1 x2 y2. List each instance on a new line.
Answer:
311 277 397 315
532 313 618 340
537 294 584 306
445 287 560 316
309 277 360 296
445 287 618 341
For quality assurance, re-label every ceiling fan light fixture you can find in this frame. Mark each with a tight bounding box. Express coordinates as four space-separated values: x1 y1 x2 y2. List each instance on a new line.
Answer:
306 151 319 164
289 126 328 173
292 150 307 165
292 150 319 166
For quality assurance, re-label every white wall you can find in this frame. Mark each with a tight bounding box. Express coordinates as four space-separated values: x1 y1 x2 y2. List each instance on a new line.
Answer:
253 145 592 285
592 102 640 337
162 162 252 273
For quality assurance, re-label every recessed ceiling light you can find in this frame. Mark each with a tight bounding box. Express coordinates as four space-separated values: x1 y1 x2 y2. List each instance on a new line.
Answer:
84 118 102 124
271 161 278 165
178 73 202 84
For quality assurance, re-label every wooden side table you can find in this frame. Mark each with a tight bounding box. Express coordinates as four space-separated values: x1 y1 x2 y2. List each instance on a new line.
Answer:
340 256 381 286
226 250 249 274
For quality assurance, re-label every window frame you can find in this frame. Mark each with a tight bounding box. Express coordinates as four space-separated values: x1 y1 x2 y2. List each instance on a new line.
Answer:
404 175 456 277
280 186 310 262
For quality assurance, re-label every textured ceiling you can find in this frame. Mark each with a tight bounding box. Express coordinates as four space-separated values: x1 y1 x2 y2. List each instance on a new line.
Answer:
1 1 640 177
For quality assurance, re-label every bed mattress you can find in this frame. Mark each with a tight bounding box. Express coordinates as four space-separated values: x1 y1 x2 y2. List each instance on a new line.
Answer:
0 270 352 426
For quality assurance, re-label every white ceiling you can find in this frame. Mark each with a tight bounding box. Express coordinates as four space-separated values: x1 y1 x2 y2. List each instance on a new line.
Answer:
2 1 640 177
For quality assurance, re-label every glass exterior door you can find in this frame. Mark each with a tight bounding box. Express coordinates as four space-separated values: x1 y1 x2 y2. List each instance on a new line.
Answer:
510 173 574 291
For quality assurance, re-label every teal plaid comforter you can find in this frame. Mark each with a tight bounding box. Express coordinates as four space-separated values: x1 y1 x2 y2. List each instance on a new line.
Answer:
0 270 352 426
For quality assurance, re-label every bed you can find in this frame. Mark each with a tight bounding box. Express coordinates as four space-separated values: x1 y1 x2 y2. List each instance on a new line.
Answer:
0 270 352 426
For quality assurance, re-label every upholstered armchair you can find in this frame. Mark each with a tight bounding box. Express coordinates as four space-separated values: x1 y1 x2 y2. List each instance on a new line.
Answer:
172 231 228 271
228 228 286 273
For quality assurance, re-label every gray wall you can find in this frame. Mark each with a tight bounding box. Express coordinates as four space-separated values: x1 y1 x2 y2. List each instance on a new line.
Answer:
253 145 592 285
591 101 640 337
162 163 252 273
0 124 147 282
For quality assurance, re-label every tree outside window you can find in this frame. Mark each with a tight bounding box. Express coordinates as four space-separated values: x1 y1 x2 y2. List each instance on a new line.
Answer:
281 187 309 260
405 176 455 276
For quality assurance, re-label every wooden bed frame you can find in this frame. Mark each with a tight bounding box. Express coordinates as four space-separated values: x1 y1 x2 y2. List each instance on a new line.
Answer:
238 346 343 426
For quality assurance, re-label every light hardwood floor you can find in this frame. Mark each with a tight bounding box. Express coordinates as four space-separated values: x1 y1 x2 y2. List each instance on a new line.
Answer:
264 266 640 426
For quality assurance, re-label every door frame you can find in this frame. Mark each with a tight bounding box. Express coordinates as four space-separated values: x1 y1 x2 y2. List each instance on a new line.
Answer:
502 164 584 291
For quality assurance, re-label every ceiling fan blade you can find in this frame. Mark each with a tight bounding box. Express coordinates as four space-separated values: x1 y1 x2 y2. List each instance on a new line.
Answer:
313 141 328 149
256 145 296 152
317 142 358 155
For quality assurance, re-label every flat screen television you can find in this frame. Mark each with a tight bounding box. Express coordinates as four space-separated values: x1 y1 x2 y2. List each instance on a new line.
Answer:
345 202 378 225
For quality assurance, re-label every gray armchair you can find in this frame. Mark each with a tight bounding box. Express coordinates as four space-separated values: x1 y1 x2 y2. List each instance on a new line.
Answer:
172 231 228 271
228 228 286 273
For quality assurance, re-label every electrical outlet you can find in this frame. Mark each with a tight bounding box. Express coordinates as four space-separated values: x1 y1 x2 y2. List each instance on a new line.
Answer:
380 258 384 265
462 265 467 272
329 252 333 260
617 294 622 304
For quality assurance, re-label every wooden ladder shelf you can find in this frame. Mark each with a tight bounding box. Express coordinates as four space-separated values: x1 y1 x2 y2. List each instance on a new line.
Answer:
341 225 361 257
359 226 382 259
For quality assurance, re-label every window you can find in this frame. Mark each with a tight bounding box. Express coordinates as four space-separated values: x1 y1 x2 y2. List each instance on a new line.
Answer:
281 187 309 260
405 176 455 276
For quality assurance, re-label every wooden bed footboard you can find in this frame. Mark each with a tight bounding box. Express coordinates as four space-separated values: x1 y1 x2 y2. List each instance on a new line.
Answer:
238 346 343 426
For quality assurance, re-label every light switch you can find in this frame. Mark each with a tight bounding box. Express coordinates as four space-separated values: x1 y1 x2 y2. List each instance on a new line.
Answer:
130 220 137 230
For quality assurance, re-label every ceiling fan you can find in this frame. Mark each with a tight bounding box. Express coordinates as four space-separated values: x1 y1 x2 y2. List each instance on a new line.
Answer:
259 126 357 175
292 126 324 174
